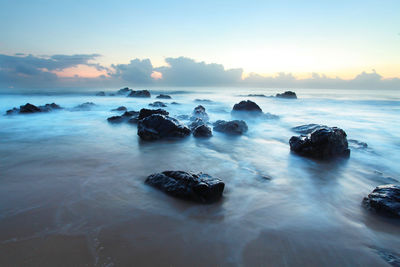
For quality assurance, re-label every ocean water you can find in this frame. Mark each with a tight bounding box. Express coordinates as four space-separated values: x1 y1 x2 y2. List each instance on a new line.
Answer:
0 87 399 266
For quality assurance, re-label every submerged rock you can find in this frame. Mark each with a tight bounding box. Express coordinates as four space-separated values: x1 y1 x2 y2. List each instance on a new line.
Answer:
188 118 205 130
191 105 209 122
194 99 213 103
96 91 106 96
247 94 269 97
6 103 62 115
363 184 400 218
276 91 297 99
107 116 125 123
193 124 212 138
73 102 96 111
232 100 262 113
292 124 327 135
145 171 224 203
171 102 180 105
111 106 127 112
137 114 190 141
213 120 248 135
348 139 368 149
107 110 139 124
149 101 167 108
289 126 350 159
128 89 151 98
138 108 169 120
156 94 172 99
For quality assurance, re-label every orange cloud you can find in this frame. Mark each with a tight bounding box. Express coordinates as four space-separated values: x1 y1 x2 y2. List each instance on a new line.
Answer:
53 64 109 78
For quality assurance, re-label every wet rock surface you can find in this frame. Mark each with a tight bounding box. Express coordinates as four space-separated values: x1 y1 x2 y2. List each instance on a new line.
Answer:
138 108 169 120
6 103 62 115
232 100 262 113
363 184 400 218
107 110 139 124
111 106 127 112
156 94 172 99
137 114 190 141
117 87 131 95
289 126 350 159
193 124 212 138
276 91 297 99
128 90 151 98
145 171 225 203
291 124 328 135
213 120 248 135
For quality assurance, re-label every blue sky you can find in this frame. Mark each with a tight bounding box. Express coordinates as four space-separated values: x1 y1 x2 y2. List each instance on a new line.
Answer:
0 0 399 88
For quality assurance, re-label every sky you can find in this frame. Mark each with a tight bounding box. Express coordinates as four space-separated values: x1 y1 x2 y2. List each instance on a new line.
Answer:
0 0 399 89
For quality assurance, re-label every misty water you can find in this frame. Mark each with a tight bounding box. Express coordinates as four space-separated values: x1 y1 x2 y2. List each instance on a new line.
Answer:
0 87 399 266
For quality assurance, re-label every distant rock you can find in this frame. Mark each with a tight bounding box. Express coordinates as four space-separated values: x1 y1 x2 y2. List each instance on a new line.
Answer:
137 114 191 141
156 94 172 99
96 91 106 96
213 120 248 135
111 106 127 112
138 108 169 120
73 102 96 111
232 100 262 113
171 102 180 105
195 99 213 103
247 94 268 97
193 124 212 138
191 105 209 122
149 101 167 108
145 171 224 203
276 91 297 99
6 103 62 115
289 126 350 159
363 184 400 218
128 90 151 98
117 87 131 95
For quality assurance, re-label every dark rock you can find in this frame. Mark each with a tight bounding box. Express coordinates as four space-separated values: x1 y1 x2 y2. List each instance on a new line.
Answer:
247 94 268 97
213 120 248 135
192 105 209 122
348 139 368 149
19 103 41 113
363 184 400 218
6 103 62 115
117 87 130 95
156 94 172 99
171 102 180 105
292 124 327 135
189 118 205 130
111 106 127 112
289 126 350 159
195 99 213 103
145 171 224 203
138 108 169 120
232 100 262 113
122 110 139 117
149 101 167 108
193 124 212 138
137 114 191 141
96 91 106 96
128 90 151 98
109 93 116 96
107 116 125 123
73 102 96 111
276 91 297 99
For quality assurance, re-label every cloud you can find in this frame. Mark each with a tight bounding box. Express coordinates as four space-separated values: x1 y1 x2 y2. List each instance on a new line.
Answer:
111 59 154 84
0 53 103 87
155 57 243 86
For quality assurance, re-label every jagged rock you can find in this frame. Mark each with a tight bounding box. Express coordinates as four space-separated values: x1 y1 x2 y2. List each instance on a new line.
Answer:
6 103 62 115
363 184 400 218
191 105 209 122
149 101 167 108
232 100 262 113
292 124 327 135
137 114 190 141
188 118 205 130
193 124 212 138
213 120 248 135
156 94 172 99
117 87 130 95
145 171 224 203
111 106 127 112
276 91 297 99
289 126 350 159
96 91 105 96
128 90 151 98
138 108 169 120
